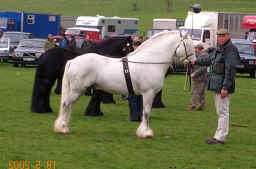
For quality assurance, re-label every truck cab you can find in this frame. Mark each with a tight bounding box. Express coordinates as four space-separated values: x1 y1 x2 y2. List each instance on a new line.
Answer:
179 27 216 48
179 11 218 48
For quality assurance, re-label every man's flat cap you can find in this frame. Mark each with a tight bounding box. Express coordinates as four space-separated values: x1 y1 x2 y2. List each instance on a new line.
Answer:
217 28 229 35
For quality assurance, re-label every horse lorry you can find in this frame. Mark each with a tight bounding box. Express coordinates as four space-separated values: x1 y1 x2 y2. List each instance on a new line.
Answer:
179 11 252 48
0 11 61 38
64 15 139 42
146 18 184 39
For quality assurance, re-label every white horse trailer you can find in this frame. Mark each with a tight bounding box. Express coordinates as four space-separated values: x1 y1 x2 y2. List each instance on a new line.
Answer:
65 15 139 40
146 18 184 39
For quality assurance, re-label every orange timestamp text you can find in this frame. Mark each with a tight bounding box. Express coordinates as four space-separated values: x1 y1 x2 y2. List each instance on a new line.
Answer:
9 160 56 169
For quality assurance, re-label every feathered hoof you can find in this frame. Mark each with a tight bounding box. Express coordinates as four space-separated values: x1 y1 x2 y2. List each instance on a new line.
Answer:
54 127 70 134
136 128 154 139
54 120 70 134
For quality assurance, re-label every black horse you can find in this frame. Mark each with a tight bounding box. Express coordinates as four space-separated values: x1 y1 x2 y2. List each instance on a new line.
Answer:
31 36 134 113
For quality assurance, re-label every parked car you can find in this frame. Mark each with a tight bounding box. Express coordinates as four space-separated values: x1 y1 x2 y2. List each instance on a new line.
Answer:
0 31 32 59
11 38 46 67
232 39 256 78
0 38 10 62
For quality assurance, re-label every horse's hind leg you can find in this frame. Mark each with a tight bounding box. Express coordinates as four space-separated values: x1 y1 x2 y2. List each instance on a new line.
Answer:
136 91 154 138
54 91 81 134
54 64 82 134
54 75 62 94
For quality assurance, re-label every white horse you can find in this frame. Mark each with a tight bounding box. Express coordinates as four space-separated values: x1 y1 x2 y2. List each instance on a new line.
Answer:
54 30 196 138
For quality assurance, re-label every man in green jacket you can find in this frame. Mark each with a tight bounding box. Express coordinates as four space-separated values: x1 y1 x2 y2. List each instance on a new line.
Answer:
192 28 240 144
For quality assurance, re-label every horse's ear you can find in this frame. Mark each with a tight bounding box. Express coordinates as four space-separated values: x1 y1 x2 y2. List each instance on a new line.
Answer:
181 31 188 39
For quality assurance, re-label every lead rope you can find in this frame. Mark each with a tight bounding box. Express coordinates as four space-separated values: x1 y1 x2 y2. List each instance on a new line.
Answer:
184 63 189 91
184 63 192 91
180 32 192 91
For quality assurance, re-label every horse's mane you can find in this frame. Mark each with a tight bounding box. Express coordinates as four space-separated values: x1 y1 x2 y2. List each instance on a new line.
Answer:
128 31 179 57
95 36 130 49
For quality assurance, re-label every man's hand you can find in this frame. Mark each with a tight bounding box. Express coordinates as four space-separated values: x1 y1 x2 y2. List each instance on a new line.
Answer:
190 73 195 78
183 59 190 65
221 89 228 98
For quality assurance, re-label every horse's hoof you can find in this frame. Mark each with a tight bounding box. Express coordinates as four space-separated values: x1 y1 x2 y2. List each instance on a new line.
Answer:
54 128 70 134
136 130 154 139
137 134 154 139
85 112 104 116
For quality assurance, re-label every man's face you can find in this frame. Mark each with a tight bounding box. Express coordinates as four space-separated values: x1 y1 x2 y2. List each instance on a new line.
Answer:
217 34 230 46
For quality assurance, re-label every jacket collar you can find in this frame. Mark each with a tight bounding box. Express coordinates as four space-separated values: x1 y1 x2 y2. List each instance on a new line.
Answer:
221 39 232 50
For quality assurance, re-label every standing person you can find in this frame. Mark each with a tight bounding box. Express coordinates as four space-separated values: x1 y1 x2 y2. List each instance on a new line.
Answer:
75 35 84 48
69 35 76 49
60 34 68 47
184 44 207 111
191 29 240 144
81 34 94 50
127 38 143 122
0 28 3 39
138 36 144 44
44 34 55 51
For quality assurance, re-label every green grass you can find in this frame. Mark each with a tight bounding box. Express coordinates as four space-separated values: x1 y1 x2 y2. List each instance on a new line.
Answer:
1 62 256 169
1 0 256 35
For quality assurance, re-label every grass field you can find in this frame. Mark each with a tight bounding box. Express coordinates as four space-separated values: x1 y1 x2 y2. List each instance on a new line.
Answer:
1 0 256 34
1 62 256 169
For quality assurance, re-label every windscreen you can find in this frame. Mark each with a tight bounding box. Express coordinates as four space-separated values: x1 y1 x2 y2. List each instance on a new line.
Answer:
19 40 45 48
180 28 202 40
235 43 254 56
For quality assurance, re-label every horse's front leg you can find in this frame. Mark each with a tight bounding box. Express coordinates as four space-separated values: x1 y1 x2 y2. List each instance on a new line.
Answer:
136 91 155 138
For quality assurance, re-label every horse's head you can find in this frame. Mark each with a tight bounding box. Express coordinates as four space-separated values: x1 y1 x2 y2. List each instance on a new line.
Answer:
121 36 134 55
174 32 196 63
90 36 133 58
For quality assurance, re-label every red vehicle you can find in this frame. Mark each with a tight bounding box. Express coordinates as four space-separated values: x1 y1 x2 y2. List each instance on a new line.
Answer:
242 16 256 50
65 27 100 41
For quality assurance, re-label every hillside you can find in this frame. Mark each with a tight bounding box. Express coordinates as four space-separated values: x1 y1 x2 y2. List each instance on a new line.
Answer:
1 0 256 34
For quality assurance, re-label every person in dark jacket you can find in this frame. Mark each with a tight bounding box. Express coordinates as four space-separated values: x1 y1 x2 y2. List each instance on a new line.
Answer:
69 35 76 49
127 37 143 122
191 29 240 144
81 34 94 50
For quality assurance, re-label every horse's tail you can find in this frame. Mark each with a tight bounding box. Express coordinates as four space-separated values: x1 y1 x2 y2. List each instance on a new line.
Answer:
61 60 72 100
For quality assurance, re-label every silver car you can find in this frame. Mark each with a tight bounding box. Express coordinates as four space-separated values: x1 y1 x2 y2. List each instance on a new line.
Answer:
0 38 10 61
0 31 32 57
12 38 46 67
